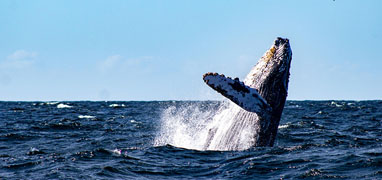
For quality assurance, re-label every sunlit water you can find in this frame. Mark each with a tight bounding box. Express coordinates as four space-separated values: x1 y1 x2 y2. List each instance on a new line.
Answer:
1 101 381 179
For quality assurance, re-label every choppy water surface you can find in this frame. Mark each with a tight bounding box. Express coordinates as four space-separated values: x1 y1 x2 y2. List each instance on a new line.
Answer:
0 101 381 179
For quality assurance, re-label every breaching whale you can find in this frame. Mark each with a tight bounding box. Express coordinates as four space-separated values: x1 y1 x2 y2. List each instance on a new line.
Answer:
202 37 292 150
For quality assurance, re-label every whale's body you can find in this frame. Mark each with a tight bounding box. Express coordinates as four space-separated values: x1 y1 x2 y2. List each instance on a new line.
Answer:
203 37 292 150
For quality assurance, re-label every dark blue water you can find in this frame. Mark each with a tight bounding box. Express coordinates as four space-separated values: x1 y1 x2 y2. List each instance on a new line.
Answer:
0 101 381 179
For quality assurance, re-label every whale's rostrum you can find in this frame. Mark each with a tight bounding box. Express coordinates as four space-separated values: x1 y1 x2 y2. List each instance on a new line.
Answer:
203 37 292 150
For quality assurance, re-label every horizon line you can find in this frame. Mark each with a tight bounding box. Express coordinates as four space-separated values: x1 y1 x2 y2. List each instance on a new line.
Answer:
0 99 381 102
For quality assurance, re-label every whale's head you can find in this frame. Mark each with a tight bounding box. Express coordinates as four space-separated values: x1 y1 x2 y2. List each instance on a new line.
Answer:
244 37 292 112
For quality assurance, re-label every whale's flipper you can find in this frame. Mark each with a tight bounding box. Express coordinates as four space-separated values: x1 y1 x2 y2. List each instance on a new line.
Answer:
203 72 271 115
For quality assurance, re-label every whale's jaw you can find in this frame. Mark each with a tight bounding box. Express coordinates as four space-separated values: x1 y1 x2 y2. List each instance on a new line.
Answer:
203 37 292 148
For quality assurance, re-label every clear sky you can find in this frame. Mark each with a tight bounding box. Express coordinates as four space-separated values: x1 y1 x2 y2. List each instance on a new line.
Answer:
1 0 381 101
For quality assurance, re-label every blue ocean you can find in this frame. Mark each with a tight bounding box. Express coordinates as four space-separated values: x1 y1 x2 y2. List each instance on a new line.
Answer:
1 101 381 179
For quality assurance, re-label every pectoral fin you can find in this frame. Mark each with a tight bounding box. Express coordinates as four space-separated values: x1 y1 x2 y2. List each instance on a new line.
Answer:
203 72 271 114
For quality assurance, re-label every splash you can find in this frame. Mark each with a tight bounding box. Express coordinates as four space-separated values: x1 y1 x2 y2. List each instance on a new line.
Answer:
153 102 221 150
154 101 259 151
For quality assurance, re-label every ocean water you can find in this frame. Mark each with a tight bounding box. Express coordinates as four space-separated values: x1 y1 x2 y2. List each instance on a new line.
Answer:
0 101 381 179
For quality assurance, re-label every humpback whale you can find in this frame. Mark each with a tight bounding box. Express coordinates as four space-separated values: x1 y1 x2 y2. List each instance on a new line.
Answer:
202 37 292 150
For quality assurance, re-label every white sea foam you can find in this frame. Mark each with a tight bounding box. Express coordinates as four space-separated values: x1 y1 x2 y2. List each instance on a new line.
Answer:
57 103 72 108
285 104 300 109
278 124 290 129
330 101 343 107
46 102 59 105
109 104 125 108
30 147 39 152
111 149 122 156
78 115 96 119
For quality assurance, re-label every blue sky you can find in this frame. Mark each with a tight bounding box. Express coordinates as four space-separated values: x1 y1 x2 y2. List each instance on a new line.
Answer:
0 0 381 101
